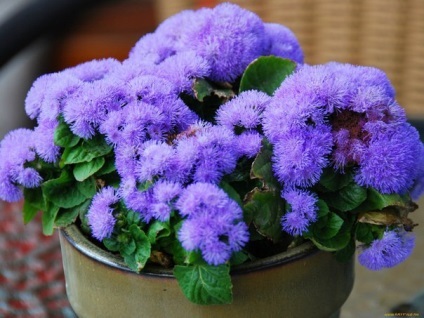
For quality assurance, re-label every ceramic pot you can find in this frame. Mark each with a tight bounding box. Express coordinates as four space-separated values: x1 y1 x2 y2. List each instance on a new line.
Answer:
59 225 354 318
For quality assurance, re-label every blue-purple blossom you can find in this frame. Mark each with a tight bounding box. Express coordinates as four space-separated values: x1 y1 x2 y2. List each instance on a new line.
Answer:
136 141 175 182
156 51 211 94
25 72 81 122
272 125 333 187
128 32 177 65
235 132 263 158
64 58 121 82
264 23 304 64
0 129 40 201
355 122 422 194
216 90 270 133
33 119 61 163
167 124 238 184
180 3 266 82
358 229 415 270
87 187 119 240
63 77 131 138
177 183 249 265
281 189 318 236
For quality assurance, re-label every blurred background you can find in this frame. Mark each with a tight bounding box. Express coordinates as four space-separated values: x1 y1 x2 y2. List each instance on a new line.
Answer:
0 0 423 316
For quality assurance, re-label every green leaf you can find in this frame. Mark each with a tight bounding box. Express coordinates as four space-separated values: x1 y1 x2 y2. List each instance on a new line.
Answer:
54 120 80 148
334 237 356 262
312 212 344 240
239 56 296 95
55 200 91 227
357 188 409 212
193 78 235 102
230 251 250 266
42 203 60 235
76 177 97 199
62 135 112 165
121 239 136 255
243 189 285 242
324 182 367 212
42 170 88 209
174 264 232 305
319 168 352 192
73 157 105 181
23 187 46 224
310 229 351 252
250 139 279 189
147 221 171 244
129 224 151 271
103 237 120 252
23 203 39 225
96 157 116 176
219 181 243 207
355 223 384 244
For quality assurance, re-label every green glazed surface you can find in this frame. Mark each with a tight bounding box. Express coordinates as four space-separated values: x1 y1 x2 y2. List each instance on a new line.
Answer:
60 225 354 318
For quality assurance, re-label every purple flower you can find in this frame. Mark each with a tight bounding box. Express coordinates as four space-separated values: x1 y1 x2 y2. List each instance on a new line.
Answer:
0 129 40 201
264 23 304 64
128 32 177 65
64 58 121 82
355 122 422 194
63 77 131 138
25 72 81 122
411 143 424 200
156 51 211 93
180 3 266 82
87 187 119 240
281 189 318 236
177 183 249 265
33 119 61 163
216 90 270 133
235 132 263 158
358 229 415 270
272 125 333 187
168 124 238 184
136 141 175 182
152 180 182 204
118 177 153 219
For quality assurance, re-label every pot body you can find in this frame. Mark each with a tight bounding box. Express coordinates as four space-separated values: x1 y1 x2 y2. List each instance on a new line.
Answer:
59 225 354 318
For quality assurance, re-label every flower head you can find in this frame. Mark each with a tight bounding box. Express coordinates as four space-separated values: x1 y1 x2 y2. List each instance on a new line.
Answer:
180 3 266 82
177 183 249 265
358 229 415 270
281 189 318 236
87 187 119 240
0 129 40 201
264 23 304 64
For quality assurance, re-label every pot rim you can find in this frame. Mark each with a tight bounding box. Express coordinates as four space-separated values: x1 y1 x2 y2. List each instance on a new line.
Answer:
60 224 318 278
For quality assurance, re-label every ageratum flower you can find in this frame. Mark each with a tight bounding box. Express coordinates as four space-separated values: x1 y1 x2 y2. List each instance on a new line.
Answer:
168 124 239 184
281 189 318 236
0 129 41 201
63 77 131 138
87 187 119 240
272 125 333 187
263 62 422 191
177 183 249 265
358 229 415 270
180 3 267 82
264 23 304 64
355 122 422 193
155 51 211 94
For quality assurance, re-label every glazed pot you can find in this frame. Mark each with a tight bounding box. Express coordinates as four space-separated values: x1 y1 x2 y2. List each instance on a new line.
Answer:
59 225 354 318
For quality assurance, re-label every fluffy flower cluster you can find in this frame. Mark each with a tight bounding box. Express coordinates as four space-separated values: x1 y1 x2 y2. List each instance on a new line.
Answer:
358 229 415 270
177 183 249 265
0 3 422 273
263 63 424 239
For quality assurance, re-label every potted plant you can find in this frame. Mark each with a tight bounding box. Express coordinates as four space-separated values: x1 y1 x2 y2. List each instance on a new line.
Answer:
0 3 422 317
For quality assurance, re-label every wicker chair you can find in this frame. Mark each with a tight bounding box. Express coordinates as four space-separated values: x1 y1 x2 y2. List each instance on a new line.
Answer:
156 0 424 118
